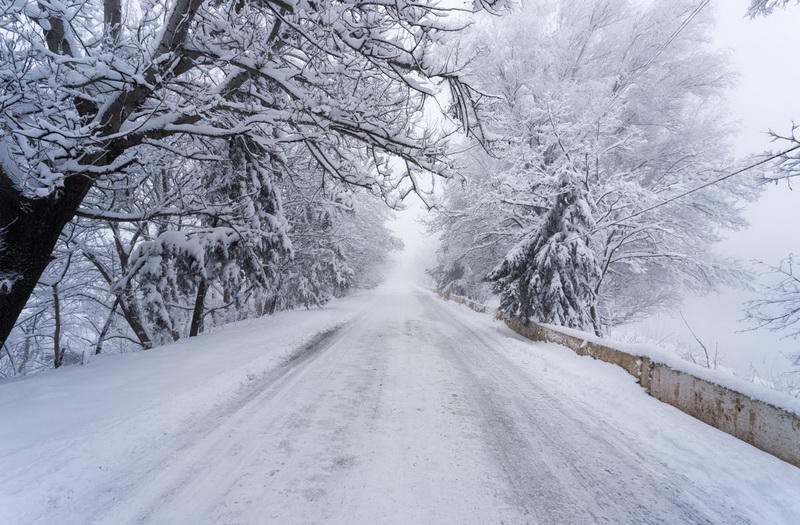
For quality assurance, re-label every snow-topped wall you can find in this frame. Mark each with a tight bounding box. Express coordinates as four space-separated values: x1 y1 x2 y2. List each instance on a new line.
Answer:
434 290 800 469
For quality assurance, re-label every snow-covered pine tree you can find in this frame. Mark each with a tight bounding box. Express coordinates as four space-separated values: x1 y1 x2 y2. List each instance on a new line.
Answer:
210 137 292 322
489 172 601 333
130 136 292 341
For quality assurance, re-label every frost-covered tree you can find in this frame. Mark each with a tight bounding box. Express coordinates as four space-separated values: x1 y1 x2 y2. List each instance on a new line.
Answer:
431 0 757 330
738 1 800 367
744 255 800 373
489 172 601 332
746 256 800 343
1 149 399 376
749 0 795 15
0 0 497 347
745 0 800 187
275 158 400 312
2 116 406 375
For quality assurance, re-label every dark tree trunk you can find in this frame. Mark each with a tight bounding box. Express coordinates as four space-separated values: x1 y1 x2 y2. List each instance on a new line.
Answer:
113 289 154 349
52 284 63 368
590 303 603 338
189 278 208 337
0 173 93 349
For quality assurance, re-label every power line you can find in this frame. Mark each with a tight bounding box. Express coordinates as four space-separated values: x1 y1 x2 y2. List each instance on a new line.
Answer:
631 0 712 77
597 0 713 131
598 143 800 231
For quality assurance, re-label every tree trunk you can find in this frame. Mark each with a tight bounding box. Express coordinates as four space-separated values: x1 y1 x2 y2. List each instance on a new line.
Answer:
117 289 155 349
590 303 603 338
263 295 278 316
189 278 208 337
95 298 120 354
52 284 63 368
0 172 94 349
81 250 154 349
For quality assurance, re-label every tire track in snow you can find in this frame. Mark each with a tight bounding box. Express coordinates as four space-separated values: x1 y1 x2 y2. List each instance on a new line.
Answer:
421 292 750 524
87 319 360 525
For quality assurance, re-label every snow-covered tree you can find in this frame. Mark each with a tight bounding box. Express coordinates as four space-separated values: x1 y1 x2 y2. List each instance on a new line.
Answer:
746 256 800 344
749 0 795 15
738 1 800 369
431 0 757 330
2 127 403 375
489 172 601 332
0 0 495 347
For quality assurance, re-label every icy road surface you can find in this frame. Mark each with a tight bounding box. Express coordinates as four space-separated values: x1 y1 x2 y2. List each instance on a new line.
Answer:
2 288 800 524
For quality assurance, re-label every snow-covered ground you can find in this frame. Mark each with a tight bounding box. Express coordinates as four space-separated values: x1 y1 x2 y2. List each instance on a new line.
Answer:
1 287 799 524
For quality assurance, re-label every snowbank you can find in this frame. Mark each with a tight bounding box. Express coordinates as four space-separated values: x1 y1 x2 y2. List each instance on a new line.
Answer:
539 321 800 416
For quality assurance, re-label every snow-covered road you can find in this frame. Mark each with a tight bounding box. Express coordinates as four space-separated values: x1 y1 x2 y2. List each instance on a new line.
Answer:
2 288 800 524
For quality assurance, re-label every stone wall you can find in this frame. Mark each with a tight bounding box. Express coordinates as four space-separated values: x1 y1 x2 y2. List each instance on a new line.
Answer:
433 290 488 314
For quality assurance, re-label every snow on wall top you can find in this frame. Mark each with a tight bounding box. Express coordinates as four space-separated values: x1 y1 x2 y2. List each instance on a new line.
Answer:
538 321 800 416
437 290 800 416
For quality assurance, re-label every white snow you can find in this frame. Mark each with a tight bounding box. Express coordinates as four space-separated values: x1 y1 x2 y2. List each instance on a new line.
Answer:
447 288 800 415
0 294 367 524
537 321 800 416
1 287 799 524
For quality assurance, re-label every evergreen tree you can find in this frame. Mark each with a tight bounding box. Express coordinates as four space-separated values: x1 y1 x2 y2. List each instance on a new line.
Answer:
489 172 601 333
